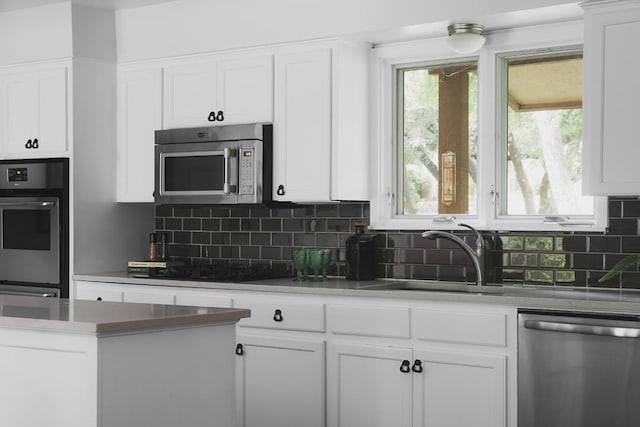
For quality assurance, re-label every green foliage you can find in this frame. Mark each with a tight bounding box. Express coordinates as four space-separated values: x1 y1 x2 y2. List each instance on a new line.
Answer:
598 254 640 283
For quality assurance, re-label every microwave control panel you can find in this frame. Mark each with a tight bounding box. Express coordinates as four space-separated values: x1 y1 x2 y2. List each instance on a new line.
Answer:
239 148 255 195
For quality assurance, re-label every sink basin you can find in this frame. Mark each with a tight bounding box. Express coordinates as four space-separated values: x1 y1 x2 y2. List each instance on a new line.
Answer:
367 281 503 295
366 280 640 302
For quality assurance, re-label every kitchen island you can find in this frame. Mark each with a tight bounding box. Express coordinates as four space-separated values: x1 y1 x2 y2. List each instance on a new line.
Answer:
0 294 249 427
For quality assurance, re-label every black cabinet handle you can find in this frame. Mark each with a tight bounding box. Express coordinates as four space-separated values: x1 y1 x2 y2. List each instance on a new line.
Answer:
96 297 102 301
235 343 244 356
276 185 285 196
411 359 423 373
400 359 411 373
273 309 283 322
24 138 39 149
208 111 224 122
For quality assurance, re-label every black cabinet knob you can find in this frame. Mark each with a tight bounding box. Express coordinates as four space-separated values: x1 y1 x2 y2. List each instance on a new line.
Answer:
25 139 32 149
96 297 102 301
273 309 283 322
411 359 423 373
235 343 244 356
32 138 39 149
400 359 411 373
276 185 285 196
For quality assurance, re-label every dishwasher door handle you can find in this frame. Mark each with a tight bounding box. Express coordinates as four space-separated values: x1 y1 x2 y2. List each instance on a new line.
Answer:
524 319 640 338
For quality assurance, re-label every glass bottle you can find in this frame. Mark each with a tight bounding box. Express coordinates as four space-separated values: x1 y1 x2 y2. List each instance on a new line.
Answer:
148 232 158 261
345 221 376 281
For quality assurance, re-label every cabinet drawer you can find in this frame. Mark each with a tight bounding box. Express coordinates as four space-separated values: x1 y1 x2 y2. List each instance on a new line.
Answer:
234 296 325 332
175 291 232 308
328 304 410 338
413 309 507 347
75 282 124 302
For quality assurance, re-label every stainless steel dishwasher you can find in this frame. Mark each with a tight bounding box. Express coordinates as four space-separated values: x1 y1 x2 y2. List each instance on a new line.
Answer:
519 309 640 427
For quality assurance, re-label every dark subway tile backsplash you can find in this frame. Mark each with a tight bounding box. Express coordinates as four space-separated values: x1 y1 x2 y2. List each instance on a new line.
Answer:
154 197 640 289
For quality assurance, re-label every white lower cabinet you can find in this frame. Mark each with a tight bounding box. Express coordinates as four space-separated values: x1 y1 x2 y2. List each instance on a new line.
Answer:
74 280 515 427
413 349 505 427
74 281 125 302
123 287 176 304
328 344 506 427
328 343 413 427
235 334 325 427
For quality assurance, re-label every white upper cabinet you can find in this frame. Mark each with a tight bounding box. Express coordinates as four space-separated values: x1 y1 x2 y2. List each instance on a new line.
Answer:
273 41 369 203
0 64 68 157
217 56 274 125
583 0 640 195
117 67 162 203
274 48 332 202
163 55 273 129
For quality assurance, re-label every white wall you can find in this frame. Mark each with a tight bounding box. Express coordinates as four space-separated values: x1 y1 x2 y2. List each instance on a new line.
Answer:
71 3 116 61
116 0 580 61
0 2 72 65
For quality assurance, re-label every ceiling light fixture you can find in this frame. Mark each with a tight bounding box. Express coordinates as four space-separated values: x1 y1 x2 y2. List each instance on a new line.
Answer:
446 23 486 54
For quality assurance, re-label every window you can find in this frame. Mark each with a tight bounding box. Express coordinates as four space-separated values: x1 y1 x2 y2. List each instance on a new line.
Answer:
370 22 606 231
498 49 595 219
396 60 478 217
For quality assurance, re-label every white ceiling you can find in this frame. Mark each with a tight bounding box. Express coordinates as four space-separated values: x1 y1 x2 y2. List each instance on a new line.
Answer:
0 0 178 12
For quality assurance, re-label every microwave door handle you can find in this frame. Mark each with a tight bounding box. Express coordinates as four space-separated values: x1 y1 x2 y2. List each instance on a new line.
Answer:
223 148 238 195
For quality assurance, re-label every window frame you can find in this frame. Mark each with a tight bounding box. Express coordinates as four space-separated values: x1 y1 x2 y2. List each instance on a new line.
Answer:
369 20 607 232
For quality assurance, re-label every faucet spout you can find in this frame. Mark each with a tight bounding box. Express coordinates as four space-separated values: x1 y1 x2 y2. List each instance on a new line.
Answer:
421 225 485 286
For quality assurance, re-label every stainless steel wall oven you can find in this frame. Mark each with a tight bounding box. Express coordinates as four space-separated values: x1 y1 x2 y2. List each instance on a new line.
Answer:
0 159 69 298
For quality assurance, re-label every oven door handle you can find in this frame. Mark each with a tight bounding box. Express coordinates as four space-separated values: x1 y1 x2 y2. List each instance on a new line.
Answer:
0 201 56 207
223 148 238 195
524 319 640 338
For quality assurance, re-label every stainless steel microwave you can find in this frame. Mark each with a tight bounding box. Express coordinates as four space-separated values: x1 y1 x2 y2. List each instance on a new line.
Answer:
154 124 272 205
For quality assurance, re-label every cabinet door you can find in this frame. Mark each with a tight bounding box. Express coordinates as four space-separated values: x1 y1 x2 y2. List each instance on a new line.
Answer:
412 349 506 427
0 66 68 156
217 55 273 125
236 334 325 427
327 343 413 427
163 62 218 129
583 4 640 194
273 49 332 202
117 68 163 202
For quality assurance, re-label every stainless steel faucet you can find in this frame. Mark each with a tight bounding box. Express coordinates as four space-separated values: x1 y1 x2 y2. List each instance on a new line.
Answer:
421 223 485 286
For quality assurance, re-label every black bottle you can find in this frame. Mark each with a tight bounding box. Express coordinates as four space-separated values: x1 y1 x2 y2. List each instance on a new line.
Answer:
345 221 376 281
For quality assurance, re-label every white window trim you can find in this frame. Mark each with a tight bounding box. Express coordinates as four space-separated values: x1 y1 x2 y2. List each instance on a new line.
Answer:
369 19 607 232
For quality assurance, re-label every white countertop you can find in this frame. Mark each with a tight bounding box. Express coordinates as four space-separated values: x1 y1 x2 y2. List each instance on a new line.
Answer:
0 293 250 335
74 271 640 314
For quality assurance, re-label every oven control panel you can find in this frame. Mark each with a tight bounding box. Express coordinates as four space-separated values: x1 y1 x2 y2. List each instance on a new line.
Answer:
0 161 65 190
8 168 28 182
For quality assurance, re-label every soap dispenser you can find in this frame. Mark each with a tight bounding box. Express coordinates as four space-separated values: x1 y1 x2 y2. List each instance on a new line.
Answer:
345 221 376 281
